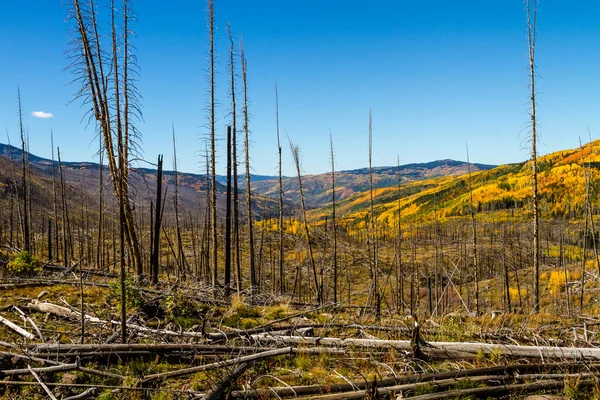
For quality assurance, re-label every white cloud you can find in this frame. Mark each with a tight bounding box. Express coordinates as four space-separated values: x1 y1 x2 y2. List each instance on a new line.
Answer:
31 111 54 119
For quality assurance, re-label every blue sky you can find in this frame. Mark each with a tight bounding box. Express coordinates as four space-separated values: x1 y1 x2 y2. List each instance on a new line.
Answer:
1 1 600 176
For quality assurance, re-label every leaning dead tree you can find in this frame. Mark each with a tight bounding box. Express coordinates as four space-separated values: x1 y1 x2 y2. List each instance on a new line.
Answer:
526 0 540 313
289 139 321 304
67 0 143 342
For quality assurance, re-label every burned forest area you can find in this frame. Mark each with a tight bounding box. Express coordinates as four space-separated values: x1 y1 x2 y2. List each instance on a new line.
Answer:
3 1 600 399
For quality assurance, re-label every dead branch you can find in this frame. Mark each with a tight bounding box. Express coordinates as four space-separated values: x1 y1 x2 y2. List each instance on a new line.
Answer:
142 347 292 382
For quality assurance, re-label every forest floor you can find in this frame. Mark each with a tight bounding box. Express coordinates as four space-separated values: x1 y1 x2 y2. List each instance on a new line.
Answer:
0 266 599 400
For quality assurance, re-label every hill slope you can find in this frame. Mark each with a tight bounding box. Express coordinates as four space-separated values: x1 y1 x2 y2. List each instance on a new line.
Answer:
310 141 600 232
0 143 293 218
249 159 496 208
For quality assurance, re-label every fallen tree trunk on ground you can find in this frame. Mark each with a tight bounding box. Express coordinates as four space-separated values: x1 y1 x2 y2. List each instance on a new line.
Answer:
228 362 592 398
142 347 293 382
253 335 600 360
0 315 35 340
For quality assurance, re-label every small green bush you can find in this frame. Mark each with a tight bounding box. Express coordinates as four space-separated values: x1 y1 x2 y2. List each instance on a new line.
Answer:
109 275 144 308
5 251 41 276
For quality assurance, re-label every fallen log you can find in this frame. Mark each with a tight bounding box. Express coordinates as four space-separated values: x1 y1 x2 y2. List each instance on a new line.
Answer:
13 306 45 342
408 379 594 400
228 362 583 398
0 315 35 340
0 363 78 377
265 375 510 400
25 300 103 323
0 351 126 380
25 299 206 339
253 335 600 360
142 346 293 383
28 365 58 400
42 263 118 278
33 343 267 354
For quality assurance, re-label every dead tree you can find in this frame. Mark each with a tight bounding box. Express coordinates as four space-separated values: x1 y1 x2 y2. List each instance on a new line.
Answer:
330 132 338 303
151 155 163 284
57 149 70 268
172 126 187 280
67 0 144 342
289 139 321 304
51 131 59 263
367 110 379 318
206 0 219 296
225 125 233 298
526 0 540 313
466 143 479 315
96 133 104 269
396 155 403 312
241 39 257 294
17 89 30 252
226 24 242 293
276 84 285 294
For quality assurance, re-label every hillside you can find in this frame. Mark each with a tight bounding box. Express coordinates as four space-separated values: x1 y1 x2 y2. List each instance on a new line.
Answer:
310 140 600 232
0 144 293 218
249 159 496 208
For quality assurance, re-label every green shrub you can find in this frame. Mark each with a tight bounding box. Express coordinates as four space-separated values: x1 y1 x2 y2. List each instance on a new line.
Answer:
5 251 41 276
109 275 144 308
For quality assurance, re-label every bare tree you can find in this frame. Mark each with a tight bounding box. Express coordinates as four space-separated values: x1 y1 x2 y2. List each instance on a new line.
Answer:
289 139 321 304
225 125 232 298
526 0 540 313
466 143 479 315
276 84 285 294
226 24 242 293
68 0 143 342
51 131 59 263
172 125 187 279
17 89 30 252
151 155 163 284
207 0 218 296
241 39 257 294
329 132 338 303
367 110 379 318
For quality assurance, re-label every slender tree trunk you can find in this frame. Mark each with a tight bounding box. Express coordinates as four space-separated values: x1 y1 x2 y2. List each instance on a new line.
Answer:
330 132 338 303
226 25 242 293
241 40 257 295
276 84 285 295
151 155 163 284
96 134 104 269
172 126 187 280
206 0 218 296
527 0 540 313
225 126 232 298
466 144 479 315
57 149 70 269
396 155 403 312
51 131 59 263
289 139 321 304
17 89 30 252
367 110 379 318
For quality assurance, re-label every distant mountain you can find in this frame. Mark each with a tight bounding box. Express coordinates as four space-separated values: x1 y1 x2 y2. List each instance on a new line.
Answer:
310 140 600 232
0 143 294 218
247 159 497 208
